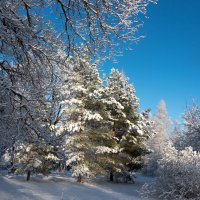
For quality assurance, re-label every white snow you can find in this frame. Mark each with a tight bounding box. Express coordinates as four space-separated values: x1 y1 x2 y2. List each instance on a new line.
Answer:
0 172 154 200
96 146 119 154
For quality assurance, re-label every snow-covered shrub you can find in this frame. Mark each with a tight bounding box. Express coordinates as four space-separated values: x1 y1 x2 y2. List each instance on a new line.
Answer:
141 142 200 200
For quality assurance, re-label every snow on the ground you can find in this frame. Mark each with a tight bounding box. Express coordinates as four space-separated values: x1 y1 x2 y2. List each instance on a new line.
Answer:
0 172 154 200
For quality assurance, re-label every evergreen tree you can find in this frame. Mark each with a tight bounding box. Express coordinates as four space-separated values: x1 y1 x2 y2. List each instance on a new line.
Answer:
106 69 152 174
63 60 120 181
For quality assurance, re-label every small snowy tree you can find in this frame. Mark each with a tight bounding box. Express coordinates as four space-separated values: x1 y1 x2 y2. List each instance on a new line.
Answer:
170 121 184 151
145 100 172 175
154 100 172 138
15 142 59 176
183 104 200 152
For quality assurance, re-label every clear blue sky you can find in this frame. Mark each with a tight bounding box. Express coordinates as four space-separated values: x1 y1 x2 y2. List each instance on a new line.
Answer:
105 0 200 121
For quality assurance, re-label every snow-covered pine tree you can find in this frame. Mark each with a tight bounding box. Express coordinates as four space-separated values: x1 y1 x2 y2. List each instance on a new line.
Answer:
106 69 152 176
63 60 120 181
106 69 139 139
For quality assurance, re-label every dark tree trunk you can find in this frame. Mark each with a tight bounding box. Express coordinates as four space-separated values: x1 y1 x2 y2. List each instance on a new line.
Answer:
58 161 62 172
10 162 15 174
77 174 82 183
110 171 114 182
27 170 31 181
66 165 71 171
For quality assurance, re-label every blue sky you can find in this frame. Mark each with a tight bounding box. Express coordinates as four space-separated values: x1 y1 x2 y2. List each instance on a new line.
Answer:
105 0 200 121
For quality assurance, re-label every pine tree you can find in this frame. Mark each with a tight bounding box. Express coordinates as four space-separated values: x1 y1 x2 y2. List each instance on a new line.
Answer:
59 65 152 182
106 69 152 175
63 60 119 181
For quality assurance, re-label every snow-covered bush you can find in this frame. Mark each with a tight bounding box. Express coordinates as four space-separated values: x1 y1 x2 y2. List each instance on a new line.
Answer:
141 142 200 199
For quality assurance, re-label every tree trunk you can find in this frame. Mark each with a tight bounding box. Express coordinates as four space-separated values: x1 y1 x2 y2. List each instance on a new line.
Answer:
10 162 15 174
27 170 31 181
110 171 114 182
58 161 62 173
77 174 82 183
